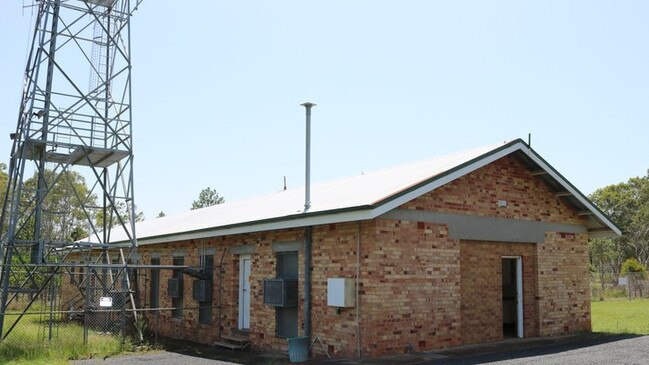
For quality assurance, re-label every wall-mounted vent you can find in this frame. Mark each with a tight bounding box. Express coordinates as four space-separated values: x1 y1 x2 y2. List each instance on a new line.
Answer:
167 278 181 298
192 279 212 302
263 278 298 307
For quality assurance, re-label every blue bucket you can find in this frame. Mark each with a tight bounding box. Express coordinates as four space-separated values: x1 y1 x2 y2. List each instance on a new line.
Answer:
287 336 309 363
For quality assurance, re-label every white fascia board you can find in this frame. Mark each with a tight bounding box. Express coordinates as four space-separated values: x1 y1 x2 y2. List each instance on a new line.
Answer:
517 147 622 237
370 143 524 218
135 209 374 246
368 141 620 237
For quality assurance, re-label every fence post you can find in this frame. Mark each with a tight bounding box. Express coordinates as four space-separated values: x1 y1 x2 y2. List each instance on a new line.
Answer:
628 274 632 301
83 265 90 345
155 309 159 345
48 283 54 341
121 267 127 343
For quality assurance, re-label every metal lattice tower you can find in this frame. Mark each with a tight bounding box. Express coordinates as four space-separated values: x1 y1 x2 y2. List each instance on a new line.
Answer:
0 0 141 339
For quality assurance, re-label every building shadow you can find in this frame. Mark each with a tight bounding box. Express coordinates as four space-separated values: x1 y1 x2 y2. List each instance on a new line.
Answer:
156 333 643 365
422 333 642 365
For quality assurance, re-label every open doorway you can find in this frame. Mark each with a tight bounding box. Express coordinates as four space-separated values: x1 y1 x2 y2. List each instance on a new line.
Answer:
502 256 523 338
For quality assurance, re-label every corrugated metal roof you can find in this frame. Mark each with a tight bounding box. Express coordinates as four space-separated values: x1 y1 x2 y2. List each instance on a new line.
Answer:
96 139 620 244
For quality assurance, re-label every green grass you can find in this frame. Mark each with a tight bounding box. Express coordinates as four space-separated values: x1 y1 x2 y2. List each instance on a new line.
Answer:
0 298 644 363
591 298 649 335
0 314 132 365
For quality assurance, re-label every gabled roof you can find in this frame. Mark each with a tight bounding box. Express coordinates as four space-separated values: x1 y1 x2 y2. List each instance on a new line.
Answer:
104 139 620 245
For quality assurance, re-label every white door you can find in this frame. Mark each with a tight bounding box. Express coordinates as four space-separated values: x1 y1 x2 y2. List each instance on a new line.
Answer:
514 256 523 338
238 255 251 330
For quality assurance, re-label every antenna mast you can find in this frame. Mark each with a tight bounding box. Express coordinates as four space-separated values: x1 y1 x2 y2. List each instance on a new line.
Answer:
0 0 141 340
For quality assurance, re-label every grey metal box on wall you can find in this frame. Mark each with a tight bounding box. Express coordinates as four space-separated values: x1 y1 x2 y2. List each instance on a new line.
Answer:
327 278 355 307
192 279 212 302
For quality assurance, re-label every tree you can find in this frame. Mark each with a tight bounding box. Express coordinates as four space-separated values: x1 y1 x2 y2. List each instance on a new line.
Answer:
95 201 144 230
621 258 647 278
191 187 224 210
156 211 166 218
620 258 648 297
0 162 8 235
69 226 87 241
0 162 7 205
589 170 649 280
1 165 145 242
1 167 94 286
19 169 97 242
589 238 619 293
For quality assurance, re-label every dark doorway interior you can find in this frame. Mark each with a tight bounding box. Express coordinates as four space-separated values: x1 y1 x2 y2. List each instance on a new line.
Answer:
502 258 518 338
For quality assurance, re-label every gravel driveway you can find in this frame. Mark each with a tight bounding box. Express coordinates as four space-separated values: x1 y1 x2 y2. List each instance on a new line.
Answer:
73 334 649 365
431 335 649 365
73 351 241 365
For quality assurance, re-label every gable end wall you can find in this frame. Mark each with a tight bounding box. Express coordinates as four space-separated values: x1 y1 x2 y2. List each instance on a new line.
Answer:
363 155 590 355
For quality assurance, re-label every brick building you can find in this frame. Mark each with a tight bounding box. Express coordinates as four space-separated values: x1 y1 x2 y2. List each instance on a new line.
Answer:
102 139 619 357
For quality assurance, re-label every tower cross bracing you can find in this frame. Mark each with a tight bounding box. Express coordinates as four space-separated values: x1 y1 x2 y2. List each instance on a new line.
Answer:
0 0 141 340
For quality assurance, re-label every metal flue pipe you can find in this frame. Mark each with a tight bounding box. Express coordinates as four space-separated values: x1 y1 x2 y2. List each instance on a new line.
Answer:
301 102 315 356
301 102 316 212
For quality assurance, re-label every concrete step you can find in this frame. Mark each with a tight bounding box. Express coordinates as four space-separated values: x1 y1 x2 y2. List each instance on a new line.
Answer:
221 334 249 344
215 333 251 350
214 341 243 350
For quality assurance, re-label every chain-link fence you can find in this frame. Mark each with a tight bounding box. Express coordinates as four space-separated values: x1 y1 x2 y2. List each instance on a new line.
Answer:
591 271 649 300
1 261 220 351
2 266 133 347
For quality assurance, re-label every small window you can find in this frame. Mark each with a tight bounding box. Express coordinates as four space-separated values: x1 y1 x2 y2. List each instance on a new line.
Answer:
277 251 299 279
172 256 184 319
150 258 160 308
198 255 213 324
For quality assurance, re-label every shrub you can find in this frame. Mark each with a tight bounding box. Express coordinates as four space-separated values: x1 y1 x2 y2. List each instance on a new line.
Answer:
603 287 628 299
621 258 648 279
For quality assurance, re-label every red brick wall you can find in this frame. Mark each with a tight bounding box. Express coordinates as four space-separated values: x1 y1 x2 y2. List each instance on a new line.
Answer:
401 155 587 226
62 153 592 358
363 219 462 354
137 241 210 343
135 228 308 352
387 154 591 348
459 240 538 344
133 223 373 356
310 222 369 357
537 232 591 335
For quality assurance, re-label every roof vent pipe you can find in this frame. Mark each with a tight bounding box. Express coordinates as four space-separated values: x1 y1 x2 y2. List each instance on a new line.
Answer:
301 102 316 212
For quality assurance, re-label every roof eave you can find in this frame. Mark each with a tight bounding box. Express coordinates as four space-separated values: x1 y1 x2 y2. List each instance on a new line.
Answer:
128 205 376 246
517 144 622 237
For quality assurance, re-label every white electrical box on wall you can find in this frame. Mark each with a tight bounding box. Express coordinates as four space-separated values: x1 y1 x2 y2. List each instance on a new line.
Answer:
327 278 355 307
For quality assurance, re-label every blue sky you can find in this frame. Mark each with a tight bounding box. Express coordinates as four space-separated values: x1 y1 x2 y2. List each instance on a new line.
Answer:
1 1 648 219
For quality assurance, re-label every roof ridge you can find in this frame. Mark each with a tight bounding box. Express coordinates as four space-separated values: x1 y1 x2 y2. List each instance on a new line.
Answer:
158 140 518 219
